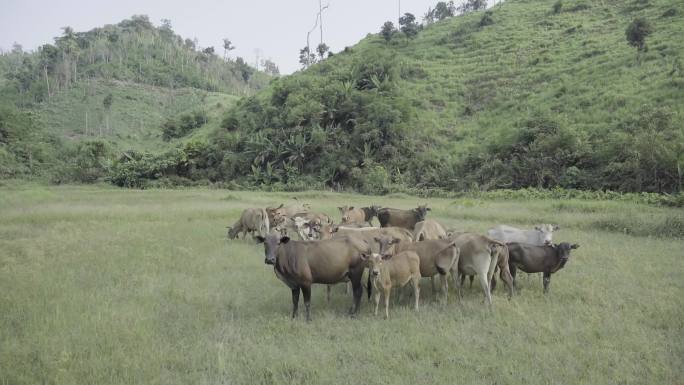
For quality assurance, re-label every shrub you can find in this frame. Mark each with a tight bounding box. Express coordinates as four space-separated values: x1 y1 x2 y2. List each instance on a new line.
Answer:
552 1 563 14
625 18 653 50
479 11 494 27
162 110 208 141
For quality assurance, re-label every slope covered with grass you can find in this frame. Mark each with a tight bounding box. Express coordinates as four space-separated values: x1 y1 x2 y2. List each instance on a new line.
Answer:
217 0 683 193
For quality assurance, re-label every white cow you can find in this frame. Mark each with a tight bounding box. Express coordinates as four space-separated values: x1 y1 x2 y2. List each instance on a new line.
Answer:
487 224 559 246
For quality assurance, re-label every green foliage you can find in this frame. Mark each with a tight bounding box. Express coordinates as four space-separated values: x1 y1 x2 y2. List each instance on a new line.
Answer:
161 110 208 141
626 17 653 50
553 1 563 14
399 13 420 39
479 11 494 27
380 22 397 43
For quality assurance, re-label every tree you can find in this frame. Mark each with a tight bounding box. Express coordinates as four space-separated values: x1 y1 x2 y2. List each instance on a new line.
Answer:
11 42 23 54
223 38 235 60
103 93 113 135
298 46 317 68
202 46 215 55
434 1 456 20
381 21 397 42
458 0 487 14
261 59 280 76
399 13 420 39
626 18 653 51
316 43 329 59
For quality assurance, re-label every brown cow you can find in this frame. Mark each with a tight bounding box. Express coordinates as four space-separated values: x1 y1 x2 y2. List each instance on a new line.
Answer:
256 234 369 321
375 236 459 304
227 208 270 239
413 219 447 241
449 233 507 305
377 204 430 230
338 205 380 225
266 204 311 227
362 251 421 319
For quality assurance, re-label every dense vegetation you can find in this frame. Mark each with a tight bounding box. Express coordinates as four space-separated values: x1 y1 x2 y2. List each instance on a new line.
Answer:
1 1 682 197
0 16 266 181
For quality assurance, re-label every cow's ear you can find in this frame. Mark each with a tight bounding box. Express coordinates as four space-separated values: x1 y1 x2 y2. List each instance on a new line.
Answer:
360 253 369 261
571 244 580 249
534 226 541 231
348 206 354 210
381 253 393 260
332 226 339 233
280 236 290 244
426 207 431 211
255 236 265 243
553 224 560 231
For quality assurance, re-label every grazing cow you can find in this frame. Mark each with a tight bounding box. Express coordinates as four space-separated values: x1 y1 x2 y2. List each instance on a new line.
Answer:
266 204 311 227
377 204 430 230
487 224 560 246
256 234 369 321
449 233 506 305
375 236 459 304
507 242 579 293
413 219 447 241
362 251 421 319
227 208 270 239
339 205 380 225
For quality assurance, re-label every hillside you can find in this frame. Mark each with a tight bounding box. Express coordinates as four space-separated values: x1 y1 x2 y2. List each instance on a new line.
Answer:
0 15 268 181
214 0 683 193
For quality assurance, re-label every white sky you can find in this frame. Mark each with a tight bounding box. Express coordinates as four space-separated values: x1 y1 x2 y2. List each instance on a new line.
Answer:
0 0 477 74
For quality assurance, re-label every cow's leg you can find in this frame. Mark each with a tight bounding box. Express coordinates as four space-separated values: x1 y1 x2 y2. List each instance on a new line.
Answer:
491 269 498 292
383 287 391 319
478 274 492 306
349 274 363 315
543 272 551 294
440 274 449 305
509 263 517 289
374 290 381 316
459 273 466 288
291 287 300 319
413 275 421 311
469 275 474 288
431 276 436 294
302 285 312 321
326 285 332 303
499 264 514 299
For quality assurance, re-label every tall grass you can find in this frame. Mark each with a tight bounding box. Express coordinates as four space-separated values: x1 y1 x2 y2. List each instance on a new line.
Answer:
1 185 682 384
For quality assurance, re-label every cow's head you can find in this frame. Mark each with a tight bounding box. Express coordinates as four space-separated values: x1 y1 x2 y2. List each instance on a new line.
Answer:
368 205 381 217
414 204 431 222
315 224 337 240
534 224 560 245
360 252 392 277
337 205 350 214
552 242 579 262
255 234 289 265
374 236 401 256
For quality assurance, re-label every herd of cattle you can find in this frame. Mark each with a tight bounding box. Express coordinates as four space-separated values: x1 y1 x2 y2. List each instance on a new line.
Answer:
227 203 580 320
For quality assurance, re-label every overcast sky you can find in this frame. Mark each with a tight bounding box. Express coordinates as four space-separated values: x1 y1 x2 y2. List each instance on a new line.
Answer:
0 0 475 74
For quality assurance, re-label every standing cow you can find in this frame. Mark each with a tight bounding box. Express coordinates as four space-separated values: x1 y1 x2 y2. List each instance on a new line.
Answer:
256 234 369 321
377 204 430 230
338 205 380 225
507 242 579 293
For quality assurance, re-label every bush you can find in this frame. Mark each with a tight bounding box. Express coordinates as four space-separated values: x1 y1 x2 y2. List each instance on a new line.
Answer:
552 1 563 14
161 110 208 141
479 11 494 27
625 18 652 50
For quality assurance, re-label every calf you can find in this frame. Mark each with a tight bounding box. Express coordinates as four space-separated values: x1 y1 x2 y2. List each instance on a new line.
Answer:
507 242 579 293
339 205 380 225
362 251 421 319
256 234 369 321
375 236 459 304
227 208 269 239
413 219 447 241
377 204 430 230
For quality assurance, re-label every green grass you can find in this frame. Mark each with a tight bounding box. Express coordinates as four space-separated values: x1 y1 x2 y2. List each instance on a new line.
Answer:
36 79 238 151
1 185 682 384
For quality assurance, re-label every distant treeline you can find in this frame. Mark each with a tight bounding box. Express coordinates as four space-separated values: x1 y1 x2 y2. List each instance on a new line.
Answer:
0 15 266 107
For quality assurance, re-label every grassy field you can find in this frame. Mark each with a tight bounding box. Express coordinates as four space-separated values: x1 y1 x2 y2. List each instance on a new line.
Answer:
0 185 682 384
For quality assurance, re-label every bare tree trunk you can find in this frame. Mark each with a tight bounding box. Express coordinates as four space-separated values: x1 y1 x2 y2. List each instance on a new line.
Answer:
44 65 50 100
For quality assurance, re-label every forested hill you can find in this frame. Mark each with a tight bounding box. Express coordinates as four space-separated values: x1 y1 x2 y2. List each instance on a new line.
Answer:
1 1 682 196
216 0 683 194
0 15 269 181
0 15 268 107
